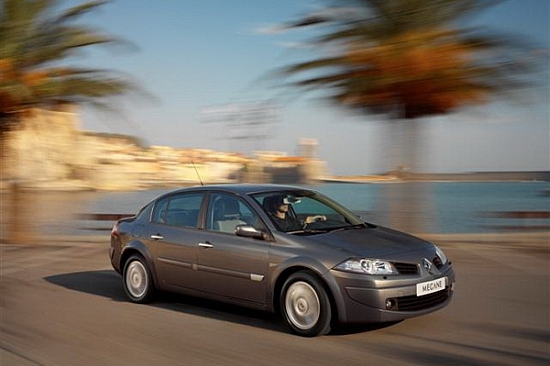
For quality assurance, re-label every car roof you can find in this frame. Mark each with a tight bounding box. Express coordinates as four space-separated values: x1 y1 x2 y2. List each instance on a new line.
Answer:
164 183 312 196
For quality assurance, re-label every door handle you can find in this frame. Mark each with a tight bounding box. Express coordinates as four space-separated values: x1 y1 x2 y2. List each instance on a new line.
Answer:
151 234 164 240
198 242 214 249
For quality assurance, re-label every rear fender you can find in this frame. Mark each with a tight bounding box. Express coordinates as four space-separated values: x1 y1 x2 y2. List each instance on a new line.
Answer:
121 240 160 289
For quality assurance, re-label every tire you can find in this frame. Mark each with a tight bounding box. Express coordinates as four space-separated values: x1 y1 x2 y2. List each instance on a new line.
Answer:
280 271 332 337
123 254 155 303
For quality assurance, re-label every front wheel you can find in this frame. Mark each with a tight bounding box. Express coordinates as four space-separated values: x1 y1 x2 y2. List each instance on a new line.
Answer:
280 271 332 337
123 254 155 303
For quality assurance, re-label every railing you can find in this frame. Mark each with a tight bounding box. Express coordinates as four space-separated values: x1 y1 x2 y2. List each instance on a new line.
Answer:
479 211 550 232
75 213 134 231
76 211 550 233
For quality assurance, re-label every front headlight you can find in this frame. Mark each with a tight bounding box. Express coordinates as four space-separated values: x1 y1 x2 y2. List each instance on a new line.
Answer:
334 258 397 275
434 245 448 264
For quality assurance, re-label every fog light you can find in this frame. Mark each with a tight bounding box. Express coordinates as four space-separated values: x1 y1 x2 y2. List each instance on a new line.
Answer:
386 299 396 310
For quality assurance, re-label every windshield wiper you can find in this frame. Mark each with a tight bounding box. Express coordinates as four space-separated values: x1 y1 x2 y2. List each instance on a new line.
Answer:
287 224 368 235
286 228 327 235
324 223 369 233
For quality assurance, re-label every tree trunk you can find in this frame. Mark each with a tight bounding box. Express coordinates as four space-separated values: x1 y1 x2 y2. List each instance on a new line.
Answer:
1 128 36 244
380 117 433 234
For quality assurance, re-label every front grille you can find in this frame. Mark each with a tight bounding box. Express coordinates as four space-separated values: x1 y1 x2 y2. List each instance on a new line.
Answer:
390 288 450 311
392 262 419 275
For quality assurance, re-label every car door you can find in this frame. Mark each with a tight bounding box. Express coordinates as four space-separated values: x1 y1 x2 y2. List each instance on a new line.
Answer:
146 192 205 290
196 192 269 305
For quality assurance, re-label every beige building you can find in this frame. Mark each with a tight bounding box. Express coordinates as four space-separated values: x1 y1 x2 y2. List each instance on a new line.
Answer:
2 106 85 186
1 108 326 191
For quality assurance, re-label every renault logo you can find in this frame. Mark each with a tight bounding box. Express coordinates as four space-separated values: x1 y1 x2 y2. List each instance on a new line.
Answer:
422 258 434 274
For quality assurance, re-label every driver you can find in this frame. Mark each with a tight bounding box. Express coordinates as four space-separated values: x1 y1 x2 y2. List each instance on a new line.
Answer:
265 195 325 232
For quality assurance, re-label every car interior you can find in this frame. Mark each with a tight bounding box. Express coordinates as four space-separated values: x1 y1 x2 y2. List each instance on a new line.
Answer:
211 196 247 233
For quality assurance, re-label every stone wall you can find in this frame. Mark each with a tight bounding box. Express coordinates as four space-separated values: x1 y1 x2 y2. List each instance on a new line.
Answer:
1 108 327 191
3 107 83 184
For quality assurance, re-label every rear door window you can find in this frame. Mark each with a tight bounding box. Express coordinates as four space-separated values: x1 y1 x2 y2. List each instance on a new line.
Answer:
152 193 204 228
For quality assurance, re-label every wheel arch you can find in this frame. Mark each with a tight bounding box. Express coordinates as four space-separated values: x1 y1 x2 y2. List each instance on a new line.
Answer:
272 264 339 325
120 241 160 289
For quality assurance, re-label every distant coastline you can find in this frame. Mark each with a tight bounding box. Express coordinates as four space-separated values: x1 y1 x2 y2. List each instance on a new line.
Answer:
2 171 548 193
320 171 550 183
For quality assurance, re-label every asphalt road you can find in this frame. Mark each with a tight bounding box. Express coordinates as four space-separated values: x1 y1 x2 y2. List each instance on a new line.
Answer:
1 234 548 366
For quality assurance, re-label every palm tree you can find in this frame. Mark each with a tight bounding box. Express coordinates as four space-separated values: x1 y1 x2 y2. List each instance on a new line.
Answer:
275 0 542 231
0 0 138 133
0 0 142 243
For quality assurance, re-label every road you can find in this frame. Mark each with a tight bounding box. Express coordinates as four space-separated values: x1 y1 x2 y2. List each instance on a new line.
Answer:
1 233 548 366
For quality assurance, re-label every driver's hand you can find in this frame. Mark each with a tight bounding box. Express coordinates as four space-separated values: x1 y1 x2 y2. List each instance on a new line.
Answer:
306 215 326 223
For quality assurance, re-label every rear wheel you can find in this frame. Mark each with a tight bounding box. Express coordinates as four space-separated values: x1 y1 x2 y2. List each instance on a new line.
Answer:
123 254 155 303
280 271 332 337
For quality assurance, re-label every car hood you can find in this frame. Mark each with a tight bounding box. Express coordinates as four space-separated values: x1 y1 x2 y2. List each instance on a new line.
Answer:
304 225 434 258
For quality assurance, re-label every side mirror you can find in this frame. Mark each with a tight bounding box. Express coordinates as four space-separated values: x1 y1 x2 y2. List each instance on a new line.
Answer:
235 225 268 240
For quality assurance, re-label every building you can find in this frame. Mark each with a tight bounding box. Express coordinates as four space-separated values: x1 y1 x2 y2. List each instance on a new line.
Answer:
1 108 326 190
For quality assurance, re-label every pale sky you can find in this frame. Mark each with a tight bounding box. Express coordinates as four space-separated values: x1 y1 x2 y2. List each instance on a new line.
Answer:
64 0 549 175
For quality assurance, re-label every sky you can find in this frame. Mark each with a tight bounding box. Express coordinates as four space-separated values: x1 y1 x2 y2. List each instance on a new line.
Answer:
63 0 549 175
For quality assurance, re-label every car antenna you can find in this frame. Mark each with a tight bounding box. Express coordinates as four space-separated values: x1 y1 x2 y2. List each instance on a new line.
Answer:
192 161 204 186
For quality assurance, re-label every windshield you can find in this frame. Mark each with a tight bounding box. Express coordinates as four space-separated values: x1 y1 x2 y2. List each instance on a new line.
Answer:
251 190 365 233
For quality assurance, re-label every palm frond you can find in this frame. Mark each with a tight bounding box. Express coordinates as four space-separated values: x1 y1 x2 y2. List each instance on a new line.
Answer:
275 0 544 119
0 0 143 120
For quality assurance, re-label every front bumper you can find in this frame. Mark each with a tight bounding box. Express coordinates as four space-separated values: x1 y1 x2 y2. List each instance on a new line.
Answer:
330 266 455 324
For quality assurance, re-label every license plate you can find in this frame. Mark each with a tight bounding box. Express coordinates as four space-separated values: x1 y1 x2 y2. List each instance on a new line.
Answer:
416 277 446 297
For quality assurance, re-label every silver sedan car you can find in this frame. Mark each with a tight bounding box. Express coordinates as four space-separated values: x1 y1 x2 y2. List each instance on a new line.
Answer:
110 184 455 337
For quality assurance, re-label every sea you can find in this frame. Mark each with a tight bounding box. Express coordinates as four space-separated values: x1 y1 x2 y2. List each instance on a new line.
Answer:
3 181 549 238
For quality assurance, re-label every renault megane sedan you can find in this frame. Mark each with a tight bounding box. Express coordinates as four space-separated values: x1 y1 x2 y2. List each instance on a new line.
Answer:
110 184 455 337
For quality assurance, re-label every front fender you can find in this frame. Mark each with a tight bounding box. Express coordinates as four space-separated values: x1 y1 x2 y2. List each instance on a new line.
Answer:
270 256 329 284
268 256 346 317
